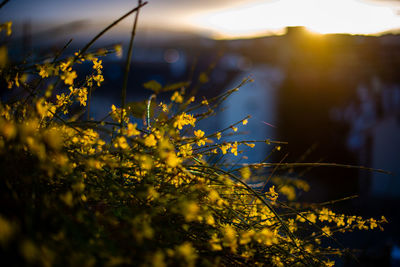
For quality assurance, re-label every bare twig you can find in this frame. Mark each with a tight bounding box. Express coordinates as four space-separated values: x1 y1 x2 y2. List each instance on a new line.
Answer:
87 84 93 120
121 0 143 115
78 1 147 57
256 162 392 175
0 0 10 9
260 153 289 193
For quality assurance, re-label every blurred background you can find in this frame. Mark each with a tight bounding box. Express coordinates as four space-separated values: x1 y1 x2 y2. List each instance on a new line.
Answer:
2 0 400 265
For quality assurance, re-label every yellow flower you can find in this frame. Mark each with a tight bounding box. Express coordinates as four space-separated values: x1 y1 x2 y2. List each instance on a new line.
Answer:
243 119 248 125
296 214 306 223
152 251 166 267
256 228 277 246
267 186 278 202
240 166 251 180
306 213 317 224
92 58 103 70
56 93 69 108
336 215 345 227
20 240 39 262
239 230 254 245
93 73 104 86
171 91 183 103
272 256 284 267
137 154 153 170
194 130 204 138
209 234 222 251
38 65 49 78
110 105 128 124
245 142 255 148
182 201 199 222
114 44 123 58
220 143 231 154
347 216 356 225
176 242 197 265
61 70 77 85
60 191 73 207
144 134 157 147
319 208 329 222
223 225 236 243
208 189 220 203
222 224 238 253
357 219 367 230
77 87 88 106
178 143 193 157
231 126 238 132
197 138 206 147
193 130 207 146
216 132 221 140
59 61 71 72
319 208 335 222
13 73 20 87
370 218 378 229
159 102 168 112
127 123 140 137
173 113 196 130
114 136 129 149
230 141 239 156
322 226 331 236
165 152 181 168
205 215 215 226
5 21 12 36
279 185 296 201
0 22 12 36
36 98 48 117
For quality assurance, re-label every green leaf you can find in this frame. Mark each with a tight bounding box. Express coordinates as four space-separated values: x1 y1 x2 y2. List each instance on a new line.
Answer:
162 81 190 92
143 80 190 94
143 80 162 93
126 100 156 118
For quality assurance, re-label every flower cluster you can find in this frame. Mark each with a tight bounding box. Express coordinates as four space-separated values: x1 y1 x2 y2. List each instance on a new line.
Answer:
0 14 387 267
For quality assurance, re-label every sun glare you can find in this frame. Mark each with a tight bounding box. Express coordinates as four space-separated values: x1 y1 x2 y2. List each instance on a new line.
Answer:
186 0 400 38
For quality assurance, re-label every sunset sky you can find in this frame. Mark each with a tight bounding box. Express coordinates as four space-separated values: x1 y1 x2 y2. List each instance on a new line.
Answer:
3 0 400 38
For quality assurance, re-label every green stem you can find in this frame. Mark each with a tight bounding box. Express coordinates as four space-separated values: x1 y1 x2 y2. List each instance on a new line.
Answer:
146 94 156 129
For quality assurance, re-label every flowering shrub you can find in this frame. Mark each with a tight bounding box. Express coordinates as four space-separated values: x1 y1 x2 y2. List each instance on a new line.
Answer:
0 6 387 267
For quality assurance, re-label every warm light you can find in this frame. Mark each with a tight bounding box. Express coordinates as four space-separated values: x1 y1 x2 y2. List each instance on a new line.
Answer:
186 0 400 38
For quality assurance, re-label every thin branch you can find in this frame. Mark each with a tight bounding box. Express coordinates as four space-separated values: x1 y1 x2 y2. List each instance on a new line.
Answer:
229 162 391 175
0 0 10 9
255 162 392 175
121 0 142 114
260 153 289 193
87 84 93 120
78 1 147 57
